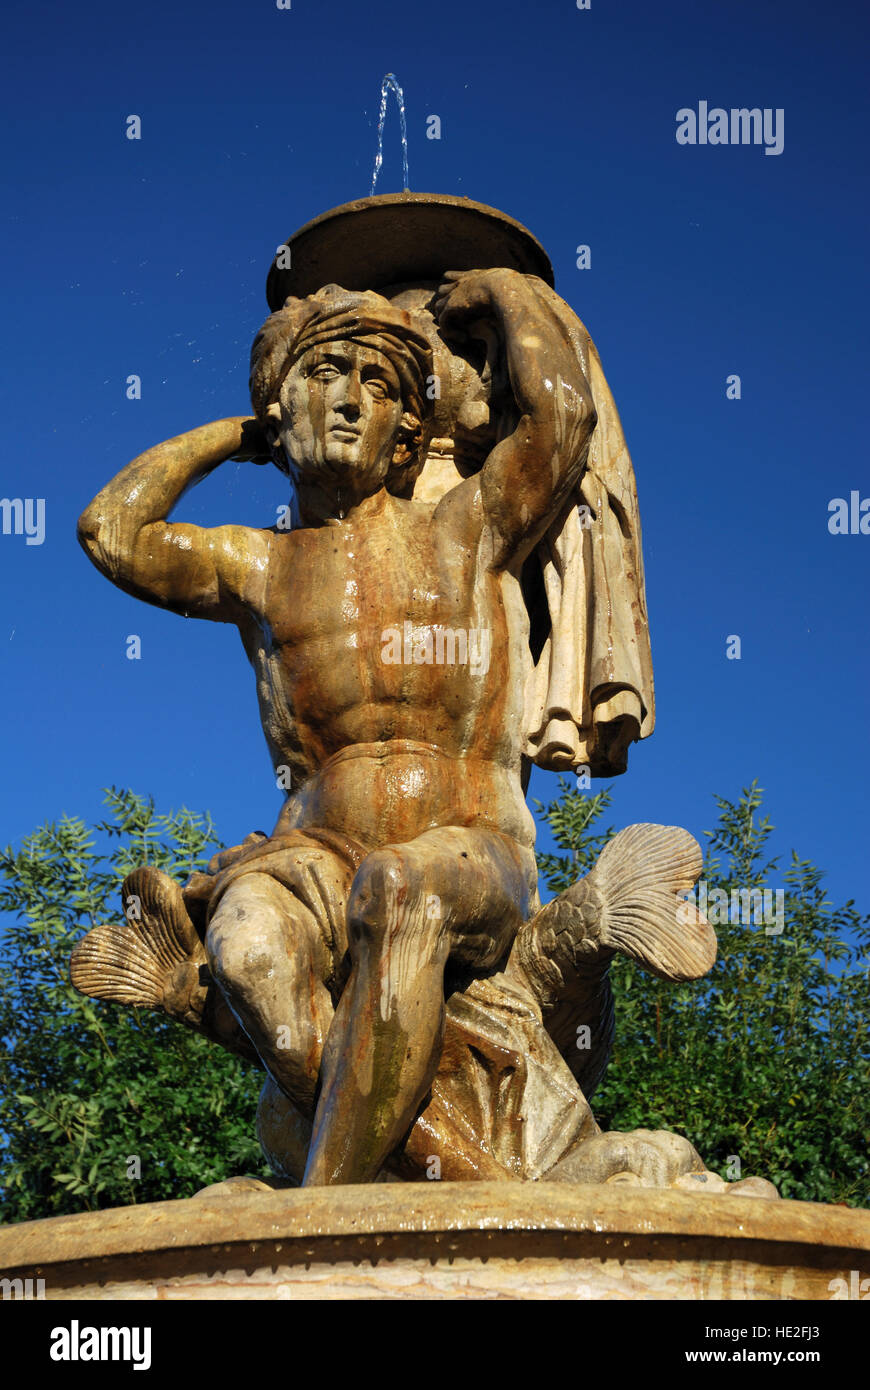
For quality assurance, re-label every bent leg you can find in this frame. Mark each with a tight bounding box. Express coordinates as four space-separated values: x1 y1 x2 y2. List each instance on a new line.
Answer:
303 828 535 1186
205 872 334 1116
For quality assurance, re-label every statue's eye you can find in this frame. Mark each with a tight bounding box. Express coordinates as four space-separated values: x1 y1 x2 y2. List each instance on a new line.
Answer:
311 364 339 381
366 378 388 399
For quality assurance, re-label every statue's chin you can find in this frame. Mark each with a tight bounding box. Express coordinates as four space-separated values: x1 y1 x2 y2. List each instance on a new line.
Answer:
296 455 390 503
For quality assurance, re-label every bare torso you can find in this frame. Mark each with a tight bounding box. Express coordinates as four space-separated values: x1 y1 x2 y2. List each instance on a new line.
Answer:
77 273 596 860
238 488 535 848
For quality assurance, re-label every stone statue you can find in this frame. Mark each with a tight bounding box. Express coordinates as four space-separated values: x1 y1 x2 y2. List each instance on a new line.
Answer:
70 195 775 1196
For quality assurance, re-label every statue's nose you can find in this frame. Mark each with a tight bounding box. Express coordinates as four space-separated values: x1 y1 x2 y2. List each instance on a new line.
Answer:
337 370 363 416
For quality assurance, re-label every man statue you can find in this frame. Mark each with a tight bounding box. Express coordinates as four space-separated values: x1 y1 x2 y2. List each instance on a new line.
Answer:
75 265 739 1193
77 270 603 1185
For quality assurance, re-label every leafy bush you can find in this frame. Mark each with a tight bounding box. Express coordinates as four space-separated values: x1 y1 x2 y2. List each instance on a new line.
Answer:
0 790 265 1223
1 781 866 1219
535 780 870 1206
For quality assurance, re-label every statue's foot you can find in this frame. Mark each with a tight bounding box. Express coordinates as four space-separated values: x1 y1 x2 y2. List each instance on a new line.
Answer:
541 1127 779 1198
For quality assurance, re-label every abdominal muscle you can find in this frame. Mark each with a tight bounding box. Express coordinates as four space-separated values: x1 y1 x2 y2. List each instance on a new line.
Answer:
274 739 535 850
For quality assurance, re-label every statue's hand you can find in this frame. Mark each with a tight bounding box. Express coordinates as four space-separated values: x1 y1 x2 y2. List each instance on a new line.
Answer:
433 268 519 339
230 416 273 465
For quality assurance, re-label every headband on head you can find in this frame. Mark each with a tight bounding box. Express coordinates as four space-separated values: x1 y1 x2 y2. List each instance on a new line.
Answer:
250 288 434 427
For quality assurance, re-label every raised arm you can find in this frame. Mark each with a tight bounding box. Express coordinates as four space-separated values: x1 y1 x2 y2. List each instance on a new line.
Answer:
77 417 272 623
433 269 597 569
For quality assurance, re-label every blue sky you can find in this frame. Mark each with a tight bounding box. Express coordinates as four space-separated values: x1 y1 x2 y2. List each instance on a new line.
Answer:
2 0 868 916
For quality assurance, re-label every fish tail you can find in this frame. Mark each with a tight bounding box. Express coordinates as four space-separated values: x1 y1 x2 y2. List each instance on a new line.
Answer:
516 823 715 1099
70 866 206 1021
586 823 716 980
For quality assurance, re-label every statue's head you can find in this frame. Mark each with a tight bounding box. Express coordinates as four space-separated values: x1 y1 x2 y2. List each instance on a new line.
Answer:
250 286 433 501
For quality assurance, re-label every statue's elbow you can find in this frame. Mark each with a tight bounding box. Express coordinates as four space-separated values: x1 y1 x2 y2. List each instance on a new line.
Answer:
77 509 118 576
77 510 100 560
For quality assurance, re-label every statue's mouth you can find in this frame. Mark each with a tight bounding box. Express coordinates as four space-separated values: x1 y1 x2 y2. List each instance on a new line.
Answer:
330 426 361 440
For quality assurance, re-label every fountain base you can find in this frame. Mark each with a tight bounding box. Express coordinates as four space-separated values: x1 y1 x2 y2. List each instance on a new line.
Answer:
1 1183 867 1300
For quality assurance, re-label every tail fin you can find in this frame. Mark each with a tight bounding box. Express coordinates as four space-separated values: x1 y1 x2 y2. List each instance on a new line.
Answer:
585 823 716 981
70 866 206 1020
515 822 715 1102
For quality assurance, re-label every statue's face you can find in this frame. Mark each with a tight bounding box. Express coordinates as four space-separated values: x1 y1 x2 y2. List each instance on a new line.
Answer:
276 340 406 496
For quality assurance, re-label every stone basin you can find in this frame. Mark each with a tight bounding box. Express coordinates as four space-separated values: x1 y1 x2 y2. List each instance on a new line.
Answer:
1 1184 867 1300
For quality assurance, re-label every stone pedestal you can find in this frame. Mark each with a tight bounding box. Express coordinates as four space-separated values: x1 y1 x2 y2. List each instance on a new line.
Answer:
1 1184 867 1300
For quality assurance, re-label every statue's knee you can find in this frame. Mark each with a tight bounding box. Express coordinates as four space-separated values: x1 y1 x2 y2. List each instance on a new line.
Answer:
348 850 419 946
206 883 284 989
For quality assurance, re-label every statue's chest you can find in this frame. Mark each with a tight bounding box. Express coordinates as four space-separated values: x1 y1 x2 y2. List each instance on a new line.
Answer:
266 520 479 651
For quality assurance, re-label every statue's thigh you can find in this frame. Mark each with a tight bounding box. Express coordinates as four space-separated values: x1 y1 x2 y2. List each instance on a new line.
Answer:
354 827 537 972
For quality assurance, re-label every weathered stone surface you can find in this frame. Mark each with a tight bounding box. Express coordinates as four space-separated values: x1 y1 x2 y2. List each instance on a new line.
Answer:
0 1185 865 1300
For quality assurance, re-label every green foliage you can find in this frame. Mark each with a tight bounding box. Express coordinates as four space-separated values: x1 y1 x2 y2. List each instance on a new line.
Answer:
533 780 617 891
535 781 870 1207
0 790 266 1224
2 782 866 1220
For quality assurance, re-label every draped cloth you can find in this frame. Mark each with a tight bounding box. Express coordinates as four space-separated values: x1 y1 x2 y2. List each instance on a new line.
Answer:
520 283 655 777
